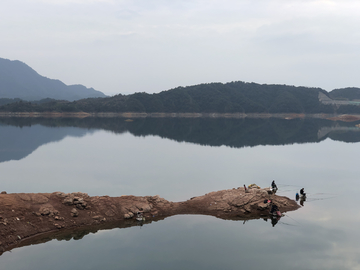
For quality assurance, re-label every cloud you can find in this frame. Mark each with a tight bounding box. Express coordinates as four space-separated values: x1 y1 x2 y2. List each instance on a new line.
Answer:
2 0 360 95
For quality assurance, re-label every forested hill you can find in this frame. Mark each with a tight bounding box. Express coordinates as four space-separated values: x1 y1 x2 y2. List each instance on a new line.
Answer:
0 81 332 113
329 87 360 100
0 81 358 114
117 82 332 113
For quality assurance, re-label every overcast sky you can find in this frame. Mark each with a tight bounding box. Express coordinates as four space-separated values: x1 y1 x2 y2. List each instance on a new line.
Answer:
2 0 360 96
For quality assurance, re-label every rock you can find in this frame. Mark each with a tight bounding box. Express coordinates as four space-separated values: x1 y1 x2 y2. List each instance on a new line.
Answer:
70 208 79 217
31 194 49 204
1 191 6 194
17 194 31 201
71 197 88 210
63 197 74 205
152 195 161 202
54 223 62 229
244 205 251 212
73 197 81 204
126 206 138 214
53 192 66 197
92 215 103 220
39 207 51 216
257 203 269 211
75 204 84 210
124 213 134 219
71 192 89 199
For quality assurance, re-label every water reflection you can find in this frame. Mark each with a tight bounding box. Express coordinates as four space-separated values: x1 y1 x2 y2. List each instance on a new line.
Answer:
1 116 360 163
0 117 360 269
262 216 282 227
0 212 287 257
0 122 93 162
0 217 166 256
1 210 351 270
296 195 306 206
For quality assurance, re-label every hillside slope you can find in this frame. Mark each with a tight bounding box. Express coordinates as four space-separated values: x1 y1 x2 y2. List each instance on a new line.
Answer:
67 81 334 113
0 58 107 101
1 77 360 114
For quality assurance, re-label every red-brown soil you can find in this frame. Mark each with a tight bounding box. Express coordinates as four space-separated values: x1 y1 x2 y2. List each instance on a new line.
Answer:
0 187 299 254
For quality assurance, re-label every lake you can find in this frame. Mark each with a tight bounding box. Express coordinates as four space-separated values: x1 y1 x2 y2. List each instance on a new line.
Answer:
0 117 360 269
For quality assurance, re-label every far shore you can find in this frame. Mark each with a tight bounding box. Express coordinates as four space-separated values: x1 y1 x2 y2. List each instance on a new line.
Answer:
0 112 360 121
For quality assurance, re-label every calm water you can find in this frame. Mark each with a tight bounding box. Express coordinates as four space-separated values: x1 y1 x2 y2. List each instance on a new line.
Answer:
1 117 360 269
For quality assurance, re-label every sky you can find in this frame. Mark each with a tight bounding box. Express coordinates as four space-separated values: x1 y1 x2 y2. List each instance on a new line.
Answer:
1 0 360 96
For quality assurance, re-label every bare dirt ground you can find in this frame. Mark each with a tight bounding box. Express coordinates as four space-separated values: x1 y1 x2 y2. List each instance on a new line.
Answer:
0 187 299 254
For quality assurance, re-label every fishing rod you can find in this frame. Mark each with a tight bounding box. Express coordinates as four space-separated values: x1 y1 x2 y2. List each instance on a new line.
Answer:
278 221 297 227
276 183 305 188
305 196 338 202
283 213 301 225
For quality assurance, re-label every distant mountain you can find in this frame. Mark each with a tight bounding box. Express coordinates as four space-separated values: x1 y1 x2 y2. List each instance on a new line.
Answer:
0 58 107 101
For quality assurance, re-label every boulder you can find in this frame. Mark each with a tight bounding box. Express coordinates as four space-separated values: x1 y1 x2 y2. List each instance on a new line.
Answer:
70 208 79 217
124 212 134 219
39 207 51 216
31 194 49 204
63 197 74 206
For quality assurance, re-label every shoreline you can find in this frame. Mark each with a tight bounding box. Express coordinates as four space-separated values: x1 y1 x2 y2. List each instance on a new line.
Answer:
0 112 359 121
0 187 299 254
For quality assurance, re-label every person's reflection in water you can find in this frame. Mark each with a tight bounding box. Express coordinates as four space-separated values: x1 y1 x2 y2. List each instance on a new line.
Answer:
296 192 306 206
136 211 144 227
263 216 281 227
137 220 144 227
271 216 280 227
300 196 306 206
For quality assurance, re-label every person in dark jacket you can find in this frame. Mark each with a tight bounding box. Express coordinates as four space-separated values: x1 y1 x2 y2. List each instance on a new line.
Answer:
271 180 278 193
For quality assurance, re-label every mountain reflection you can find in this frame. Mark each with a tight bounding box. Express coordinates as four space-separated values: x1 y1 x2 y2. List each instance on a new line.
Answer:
1 116 360 163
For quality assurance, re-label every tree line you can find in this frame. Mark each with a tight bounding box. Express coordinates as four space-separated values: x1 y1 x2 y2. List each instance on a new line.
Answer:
1 81 360 114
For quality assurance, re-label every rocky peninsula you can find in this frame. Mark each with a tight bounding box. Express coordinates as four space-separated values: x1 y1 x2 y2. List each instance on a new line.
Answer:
0 186 299 254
